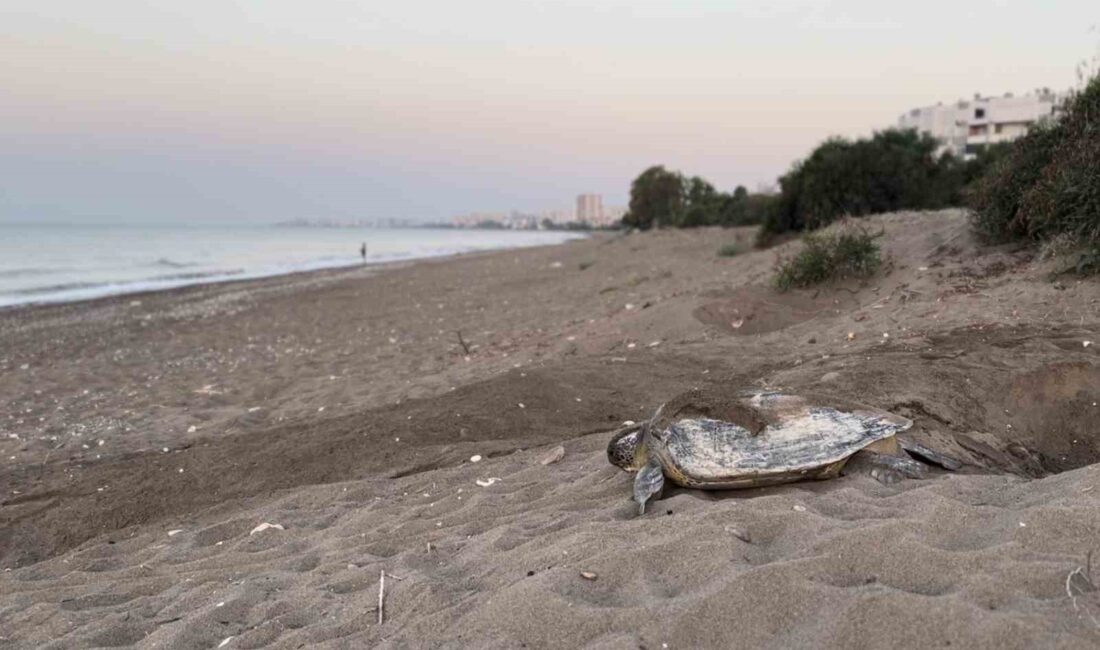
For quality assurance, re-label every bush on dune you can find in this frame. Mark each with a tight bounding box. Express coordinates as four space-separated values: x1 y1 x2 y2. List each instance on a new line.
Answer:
966 122 1065 243
967 72 1100 265
773 226 882 291
717 243 742 257
759 129 966 244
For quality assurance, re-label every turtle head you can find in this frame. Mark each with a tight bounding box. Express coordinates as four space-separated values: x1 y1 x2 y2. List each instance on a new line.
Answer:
606 423 647 471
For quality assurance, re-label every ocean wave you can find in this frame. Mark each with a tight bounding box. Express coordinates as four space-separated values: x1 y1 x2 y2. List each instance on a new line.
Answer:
148 269 244 282
151 258 199 269
0 267 68 279
12 281 103 295
8 270 243 298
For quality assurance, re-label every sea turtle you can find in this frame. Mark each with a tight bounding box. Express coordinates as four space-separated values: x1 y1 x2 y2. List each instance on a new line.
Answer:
607 388 955 514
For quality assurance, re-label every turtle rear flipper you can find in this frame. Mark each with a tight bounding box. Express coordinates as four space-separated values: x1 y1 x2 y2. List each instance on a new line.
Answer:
633 459 665 515
848 450 929 484
899 439 963 471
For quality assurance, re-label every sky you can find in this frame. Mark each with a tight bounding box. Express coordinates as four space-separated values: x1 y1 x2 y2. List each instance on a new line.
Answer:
1 1 1096 224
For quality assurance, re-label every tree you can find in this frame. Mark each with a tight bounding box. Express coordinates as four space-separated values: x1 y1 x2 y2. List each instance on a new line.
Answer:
760 128 961 240
679 176 721 227
622 166 685 230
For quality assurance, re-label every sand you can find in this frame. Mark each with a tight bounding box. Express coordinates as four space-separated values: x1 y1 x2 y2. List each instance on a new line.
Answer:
2 209 1099 648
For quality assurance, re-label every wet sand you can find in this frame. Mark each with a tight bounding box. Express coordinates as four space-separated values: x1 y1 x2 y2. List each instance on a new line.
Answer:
2 210 1100 648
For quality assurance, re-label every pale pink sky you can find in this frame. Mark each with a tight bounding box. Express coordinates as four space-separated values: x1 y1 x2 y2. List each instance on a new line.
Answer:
1 1 1096 222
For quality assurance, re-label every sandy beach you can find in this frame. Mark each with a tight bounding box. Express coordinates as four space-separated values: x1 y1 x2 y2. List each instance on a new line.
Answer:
3 209 1100 648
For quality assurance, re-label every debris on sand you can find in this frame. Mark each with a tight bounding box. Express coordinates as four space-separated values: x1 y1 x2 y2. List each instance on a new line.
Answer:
476 477 501 487
469 454 483 463
725 526 751 543
249 522 285 535
378 570 386 625
540 446 565 465
580 571 598 580
167 529 183 537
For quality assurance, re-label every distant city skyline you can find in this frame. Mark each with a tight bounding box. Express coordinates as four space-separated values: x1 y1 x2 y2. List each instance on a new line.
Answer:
1 1 1097 224
450 193 626 230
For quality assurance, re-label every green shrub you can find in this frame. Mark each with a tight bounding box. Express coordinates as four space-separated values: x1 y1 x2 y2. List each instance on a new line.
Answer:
966 122 1064 242
967 73 1100 257
717 243 742 257
622 166 778 229
774 227 882 291
759 128 965 244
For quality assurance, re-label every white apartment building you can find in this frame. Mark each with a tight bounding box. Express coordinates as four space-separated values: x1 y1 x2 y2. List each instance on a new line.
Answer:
575 194 603 224
898 90 1066 158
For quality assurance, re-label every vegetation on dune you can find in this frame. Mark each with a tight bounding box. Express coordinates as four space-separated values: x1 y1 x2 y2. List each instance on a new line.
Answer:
967 72 1100 269
717 243 742 257
622 64 1098 277
622 166 776 230
622 130 1005 242
758 128 1006 245
773 226 882 291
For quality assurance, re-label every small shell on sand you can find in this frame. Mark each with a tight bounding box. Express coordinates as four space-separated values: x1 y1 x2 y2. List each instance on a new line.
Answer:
476 478 501 487
580 571 597 580
249 522 285 535
540 446 565 465
469 455 483 463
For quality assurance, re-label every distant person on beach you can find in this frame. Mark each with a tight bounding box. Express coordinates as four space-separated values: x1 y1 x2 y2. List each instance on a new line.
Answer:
360 242 367 262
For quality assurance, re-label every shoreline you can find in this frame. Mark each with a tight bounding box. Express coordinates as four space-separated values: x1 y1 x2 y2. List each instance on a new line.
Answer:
0 231 597 317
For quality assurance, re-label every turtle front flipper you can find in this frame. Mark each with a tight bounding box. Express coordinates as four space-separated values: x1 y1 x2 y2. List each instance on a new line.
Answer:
633 459 665 515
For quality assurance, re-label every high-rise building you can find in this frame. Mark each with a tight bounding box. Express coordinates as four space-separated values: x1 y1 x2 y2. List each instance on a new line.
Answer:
576 194 603 224
898 90 1066 158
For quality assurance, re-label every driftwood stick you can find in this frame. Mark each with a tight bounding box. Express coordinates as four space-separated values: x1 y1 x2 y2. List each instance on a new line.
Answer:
456 330 471 355
378 569 385 625
377 571 405 626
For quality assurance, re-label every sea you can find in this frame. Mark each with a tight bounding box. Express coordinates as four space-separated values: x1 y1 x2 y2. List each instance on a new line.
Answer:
0 223 586 309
